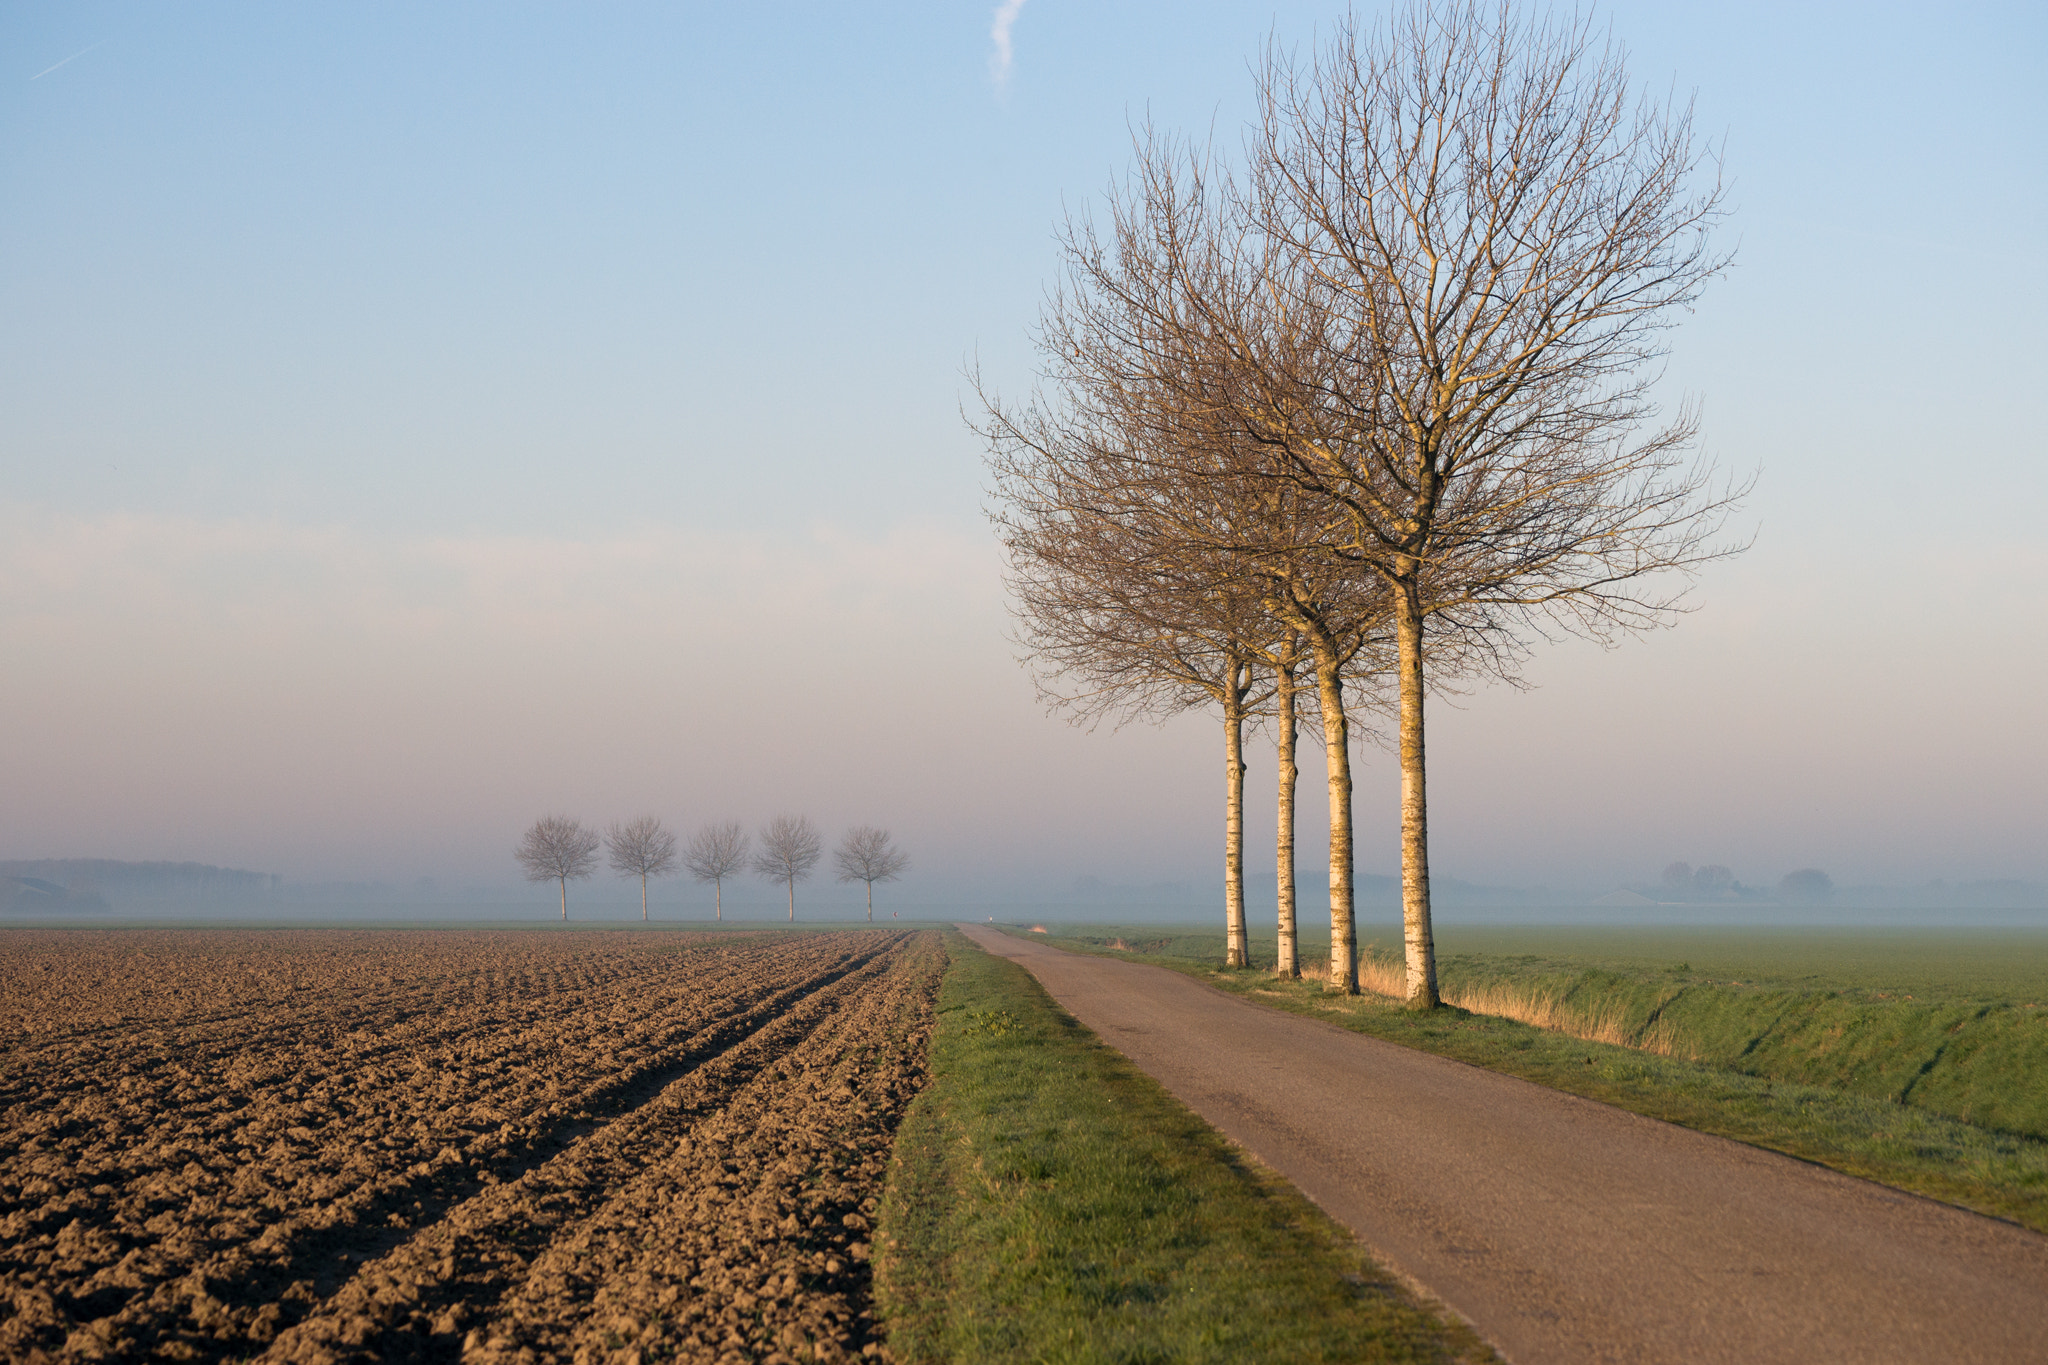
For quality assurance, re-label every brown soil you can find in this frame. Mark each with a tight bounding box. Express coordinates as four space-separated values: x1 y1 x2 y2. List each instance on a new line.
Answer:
0 927 942 1364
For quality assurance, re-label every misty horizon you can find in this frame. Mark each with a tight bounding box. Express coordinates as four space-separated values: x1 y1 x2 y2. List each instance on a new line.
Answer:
8 856 2046 925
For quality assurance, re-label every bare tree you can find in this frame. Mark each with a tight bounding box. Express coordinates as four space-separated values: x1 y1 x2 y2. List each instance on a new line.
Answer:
515 815 600 921
1223 3 1747 1005
753 815 822 921
683 821 750 921
834 826 910 922
1015 6 1735 999
984 200 1425 984
606 815 678 922
991 459 1277 969
986 138 1379 987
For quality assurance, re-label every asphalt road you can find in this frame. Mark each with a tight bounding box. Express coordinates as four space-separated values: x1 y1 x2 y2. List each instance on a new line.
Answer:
958 925 2048 1365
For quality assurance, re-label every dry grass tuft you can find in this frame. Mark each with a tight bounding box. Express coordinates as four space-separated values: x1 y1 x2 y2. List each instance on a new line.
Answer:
1356 956 1408 999
1356 952 1689 1056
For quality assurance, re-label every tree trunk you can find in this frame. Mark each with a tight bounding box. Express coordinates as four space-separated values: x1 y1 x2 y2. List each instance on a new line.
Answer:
715 878 722 921
641 874 649 922
787 877 795 922
1395 578 1441 1008
1274 655 1300 980
866 881 873 922
559 876 568 922
1304 627 1356 993
1223 661 1250 969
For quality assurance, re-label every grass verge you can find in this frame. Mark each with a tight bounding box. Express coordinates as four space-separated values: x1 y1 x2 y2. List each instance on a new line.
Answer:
871 933 1496 1365
1013 929 2048 1235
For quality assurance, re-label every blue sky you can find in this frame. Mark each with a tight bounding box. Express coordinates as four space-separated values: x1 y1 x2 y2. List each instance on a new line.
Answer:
3 2 2044 906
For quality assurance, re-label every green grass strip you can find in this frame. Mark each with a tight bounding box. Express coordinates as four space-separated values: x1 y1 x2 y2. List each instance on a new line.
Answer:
872 934 1496 1365
1023 932 2048 1236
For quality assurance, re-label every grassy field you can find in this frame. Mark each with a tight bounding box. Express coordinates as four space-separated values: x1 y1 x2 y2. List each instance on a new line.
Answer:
872 933 1495 1364
1010 923 2048 1234
1422 924 2048 1001
1022 923 2048 1000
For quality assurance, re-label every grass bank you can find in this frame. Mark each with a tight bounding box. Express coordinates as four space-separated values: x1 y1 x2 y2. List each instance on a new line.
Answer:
872 933 1495 1364
1016 925 2048 1235
1416 951 2048 1141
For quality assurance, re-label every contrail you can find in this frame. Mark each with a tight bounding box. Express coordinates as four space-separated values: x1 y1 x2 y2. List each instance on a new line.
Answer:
31 40 106 81
989 0 1027 87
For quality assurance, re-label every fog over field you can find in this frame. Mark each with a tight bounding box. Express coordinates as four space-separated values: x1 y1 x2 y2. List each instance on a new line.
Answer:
3 3 2043 917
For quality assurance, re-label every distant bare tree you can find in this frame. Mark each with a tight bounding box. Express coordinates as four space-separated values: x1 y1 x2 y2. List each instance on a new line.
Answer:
834 826 910 922
606 815 678 922
683 821 750 921
515 815 600 921
753 815 822 922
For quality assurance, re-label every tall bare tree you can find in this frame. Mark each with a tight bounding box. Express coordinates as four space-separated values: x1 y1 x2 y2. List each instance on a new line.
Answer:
1222 2 1743 1005
606 815 678 922
753 815 822 922
990 447 1277 969
683 821 750 921
515 815 600 921
1017 7 1736 999
986 197 1424 986
834 826 910 922
988 145 1340 985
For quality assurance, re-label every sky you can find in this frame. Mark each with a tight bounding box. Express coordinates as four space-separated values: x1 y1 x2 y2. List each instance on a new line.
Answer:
3 2 2044 911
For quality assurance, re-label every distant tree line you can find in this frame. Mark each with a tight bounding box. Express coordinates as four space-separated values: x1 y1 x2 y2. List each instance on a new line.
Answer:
1657 862 1836 905
0 859 278 900
513 815 908 922
981 0 1744 1004
1661 861 1747 901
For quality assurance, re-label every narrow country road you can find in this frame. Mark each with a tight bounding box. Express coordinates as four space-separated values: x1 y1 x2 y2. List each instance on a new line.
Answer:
958 925 2048 1365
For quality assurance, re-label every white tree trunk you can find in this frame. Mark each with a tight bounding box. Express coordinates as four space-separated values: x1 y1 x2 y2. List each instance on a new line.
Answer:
1306 631 1356 993
559 876 568 922
1223 666 1250 969
1274 658 1300 980
787 878 795 922
866 881 873 922
641 875 648 922
715 878 723 921
1395 580 1440 1008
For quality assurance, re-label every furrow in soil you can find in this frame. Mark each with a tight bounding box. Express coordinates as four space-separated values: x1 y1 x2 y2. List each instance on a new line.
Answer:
0 929 939 1365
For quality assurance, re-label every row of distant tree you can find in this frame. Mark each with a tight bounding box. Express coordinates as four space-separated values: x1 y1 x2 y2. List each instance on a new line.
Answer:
513 815 909 922
1659 862 1834 904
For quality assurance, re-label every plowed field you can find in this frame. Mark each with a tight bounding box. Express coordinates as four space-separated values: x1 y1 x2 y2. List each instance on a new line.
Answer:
0 927 941 1364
